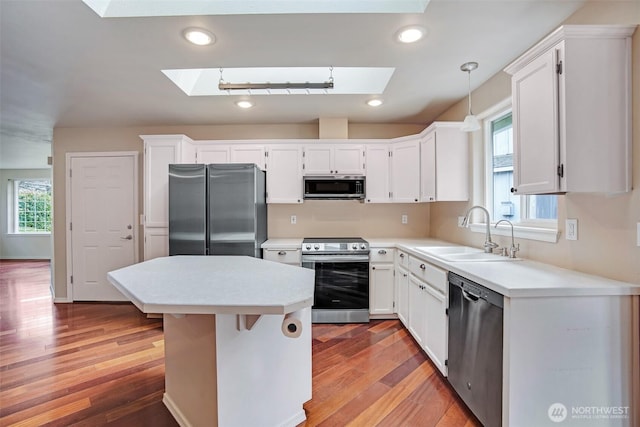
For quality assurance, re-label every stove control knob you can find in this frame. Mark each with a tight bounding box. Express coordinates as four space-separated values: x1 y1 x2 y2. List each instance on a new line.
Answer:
360 244 367 250
305 245 311 250
352 244 358 250
314 244 320 250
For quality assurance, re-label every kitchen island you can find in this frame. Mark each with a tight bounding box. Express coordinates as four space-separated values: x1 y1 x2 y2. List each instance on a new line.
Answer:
107 255 315 427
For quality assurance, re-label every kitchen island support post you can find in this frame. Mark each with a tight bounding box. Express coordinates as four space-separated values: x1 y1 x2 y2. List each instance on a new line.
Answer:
162 309 312 427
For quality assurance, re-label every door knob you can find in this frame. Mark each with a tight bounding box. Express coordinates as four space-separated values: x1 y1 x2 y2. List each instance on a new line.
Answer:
120 235 133 240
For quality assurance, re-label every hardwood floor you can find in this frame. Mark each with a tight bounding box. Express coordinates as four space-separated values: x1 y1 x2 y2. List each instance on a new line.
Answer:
1 260 480 427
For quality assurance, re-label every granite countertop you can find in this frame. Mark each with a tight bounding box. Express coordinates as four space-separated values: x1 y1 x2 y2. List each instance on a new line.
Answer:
107 256 314 315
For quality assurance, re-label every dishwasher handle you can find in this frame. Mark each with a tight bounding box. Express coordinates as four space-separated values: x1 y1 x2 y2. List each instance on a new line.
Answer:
462 289 480 302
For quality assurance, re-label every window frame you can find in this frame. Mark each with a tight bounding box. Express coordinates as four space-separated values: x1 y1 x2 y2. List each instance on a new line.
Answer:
467 98 560 243
8 178 53 236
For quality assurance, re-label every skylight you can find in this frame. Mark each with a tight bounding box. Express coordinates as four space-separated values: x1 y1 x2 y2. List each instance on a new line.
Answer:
82 0 430 17
162 67 395 96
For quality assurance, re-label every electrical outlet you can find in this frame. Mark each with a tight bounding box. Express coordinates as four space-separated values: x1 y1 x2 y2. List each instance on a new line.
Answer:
401 214 408 225
566 218 578 241
458 216 465 227
290 215 297 225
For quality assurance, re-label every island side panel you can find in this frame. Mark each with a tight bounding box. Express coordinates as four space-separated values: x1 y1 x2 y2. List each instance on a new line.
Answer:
215 308 312 427
504 295 635 426
163 314 218 427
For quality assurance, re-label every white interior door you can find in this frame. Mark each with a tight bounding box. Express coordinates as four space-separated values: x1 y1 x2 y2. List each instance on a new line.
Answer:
70 154 137 301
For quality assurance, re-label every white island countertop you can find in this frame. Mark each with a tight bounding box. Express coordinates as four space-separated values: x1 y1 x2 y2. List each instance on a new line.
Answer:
107 255 314 315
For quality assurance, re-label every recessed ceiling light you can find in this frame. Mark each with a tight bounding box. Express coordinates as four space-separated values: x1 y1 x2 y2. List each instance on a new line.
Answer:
367 99 383 107
183 28 215 46
397 26 426 43
236 100 254 109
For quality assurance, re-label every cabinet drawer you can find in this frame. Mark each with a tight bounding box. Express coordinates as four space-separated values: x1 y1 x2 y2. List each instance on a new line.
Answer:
370 248 395 263
408 256 447 294
396 250 409 268
263 249 301 265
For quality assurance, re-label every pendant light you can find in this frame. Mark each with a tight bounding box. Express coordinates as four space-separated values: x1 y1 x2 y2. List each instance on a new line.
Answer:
460 61 480 132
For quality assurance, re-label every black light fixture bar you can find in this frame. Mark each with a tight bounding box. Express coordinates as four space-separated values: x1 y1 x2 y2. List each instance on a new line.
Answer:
218 81 334 91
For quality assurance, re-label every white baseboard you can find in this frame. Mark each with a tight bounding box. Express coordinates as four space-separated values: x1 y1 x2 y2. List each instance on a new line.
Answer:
163 393 192 427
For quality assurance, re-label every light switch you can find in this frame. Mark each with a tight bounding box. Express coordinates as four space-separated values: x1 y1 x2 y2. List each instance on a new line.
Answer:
566 219 578 241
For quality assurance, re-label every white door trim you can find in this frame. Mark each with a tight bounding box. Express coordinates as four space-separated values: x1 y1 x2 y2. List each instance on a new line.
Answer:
65 151 139 301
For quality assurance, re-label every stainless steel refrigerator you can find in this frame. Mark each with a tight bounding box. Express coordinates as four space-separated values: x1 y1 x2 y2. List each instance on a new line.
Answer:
168 163 267 258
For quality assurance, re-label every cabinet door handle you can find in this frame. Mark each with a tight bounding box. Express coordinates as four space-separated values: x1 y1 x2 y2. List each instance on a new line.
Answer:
278 251 286 256
399 253 405 258
378 249 387 255
120 235 133 240
510 187 517 193
403 273 408 277
419 263 426 270
372 266 376 270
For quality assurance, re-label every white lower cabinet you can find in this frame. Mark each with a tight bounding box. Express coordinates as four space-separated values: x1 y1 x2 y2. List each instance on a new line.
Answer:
144 227 169 260
422 279 447 375
396 265 409 325
408 275 427 348
369 248 396 317
370 263 395 315
263 249 301 266
406 255 448 376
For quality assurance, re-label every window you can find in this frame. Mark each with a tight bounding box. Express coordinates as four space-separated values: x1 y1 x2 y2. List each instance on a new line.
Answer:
482 108 558 241
10 179 52 234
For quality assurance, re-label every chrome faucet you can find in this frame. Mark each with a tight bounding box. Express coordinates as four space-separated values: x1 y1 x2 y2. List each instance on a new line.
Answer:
461 205 499 253
495 219 520 258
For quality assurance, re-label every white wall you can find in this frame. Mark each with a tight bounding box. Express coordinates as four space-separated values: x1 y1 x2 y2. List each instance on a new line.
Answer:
0 169 53 259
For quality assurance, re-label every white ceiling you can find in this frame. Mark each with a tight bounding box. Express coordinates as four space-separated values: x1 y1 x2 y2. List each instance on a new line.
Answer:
0 0 590 169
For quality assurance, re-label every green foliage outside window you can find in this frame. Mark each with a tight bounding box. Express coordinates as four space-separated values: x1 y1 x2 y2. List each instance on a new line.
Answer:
16 180 52 233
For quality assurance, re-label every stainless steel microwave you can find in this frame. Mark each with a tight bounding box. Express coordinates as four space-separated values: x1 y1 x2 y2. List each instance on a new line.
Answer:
303 176 365 200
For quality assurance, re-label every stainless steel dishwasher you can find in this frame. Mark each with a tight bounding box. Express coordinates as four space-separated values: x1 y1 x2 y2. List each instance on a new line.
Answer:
448 272 503 427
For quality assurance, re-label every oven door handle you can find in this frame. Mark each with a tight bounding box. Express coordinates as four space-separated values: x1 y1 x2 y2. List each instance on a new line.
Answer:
301 255 370 263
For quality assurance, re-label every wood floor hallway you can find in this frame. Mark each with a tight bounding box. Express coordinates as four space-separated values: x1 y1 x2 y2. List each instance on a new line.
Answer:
0 260 479 426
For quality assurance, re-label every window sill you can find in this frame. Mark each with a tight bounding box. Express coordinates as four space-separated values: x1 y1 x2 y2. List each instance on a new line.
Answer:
469 222 559 243
6 233 52 237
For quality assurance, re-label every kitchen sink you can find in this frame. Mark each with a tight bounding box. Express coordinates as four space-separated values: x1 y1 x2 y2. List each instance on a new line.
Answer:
415 246 522 262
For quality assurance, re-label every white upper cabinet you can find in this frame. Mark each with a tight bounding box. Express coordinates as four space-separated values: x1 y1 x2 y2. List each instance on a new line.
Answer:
196 145 230 164
420 122 468 202
195 144 266 169
391 137 420 203
505 25 635 195
142 134 194 228
230 144 266 170
266 145 303 204
303 144 365 175
365 144 391 203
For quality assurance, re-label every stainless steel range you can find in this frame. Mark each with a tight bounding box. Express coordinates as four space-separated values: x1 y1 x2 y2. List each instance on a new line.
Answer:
301 237 370 323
